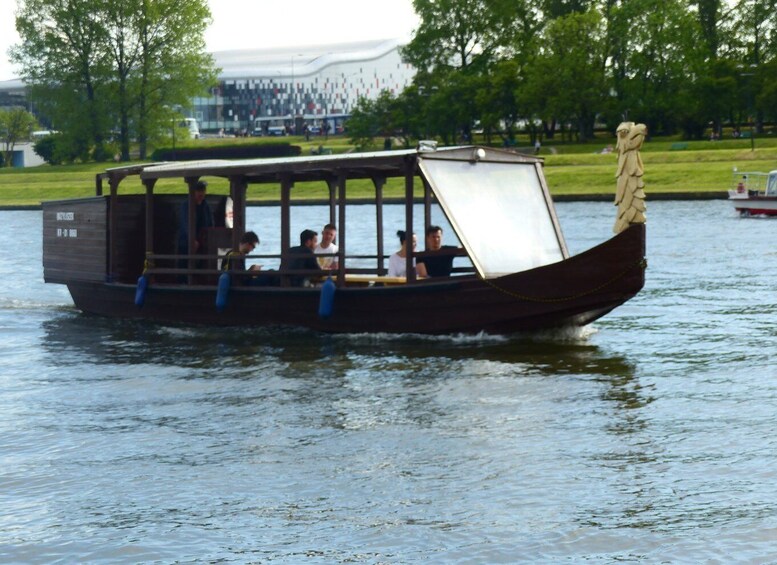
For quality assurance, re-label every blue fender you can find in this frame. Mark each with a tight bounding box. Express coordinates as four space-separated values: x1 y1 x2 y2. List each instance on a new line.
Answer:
134 275 148 308
216 272 231 312
318 276 336 319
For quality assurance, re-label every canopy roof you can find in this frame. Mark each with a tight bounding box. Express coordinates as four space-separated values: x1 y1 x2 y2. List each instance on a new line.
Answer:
128 146 542 184
109 146 566 278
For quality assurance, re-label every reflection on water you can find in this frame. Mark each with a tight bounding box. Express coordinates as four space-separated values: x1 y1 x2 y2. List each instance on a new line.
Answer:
41 311 638 380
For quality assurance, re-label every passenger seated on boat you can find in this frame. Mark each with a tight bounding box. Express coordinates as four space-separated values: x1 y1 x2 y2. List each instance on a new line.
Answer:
417 225 456 277
281 229 323 287
221 231 263 285
737 176 747 194
314 223 339 270
388 230 426 278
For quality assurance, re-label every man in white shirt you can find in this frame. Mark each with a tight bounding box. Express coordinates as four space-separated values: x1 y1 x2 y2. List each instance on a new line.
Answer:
314 223 339 270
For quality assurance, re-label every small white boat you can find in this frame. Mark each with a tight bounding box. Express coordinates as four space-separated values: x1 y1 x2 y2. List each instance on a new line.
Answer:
728 170 777 216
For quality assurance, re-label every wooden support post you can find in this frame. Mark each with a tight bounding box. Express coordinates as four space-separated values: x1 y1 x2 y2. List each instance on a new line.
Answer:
229 176 247 251
184 177 199 284
404 157 416 283
423 178 432 233
143 178 157 260
326 178 337 226
107 172 124 282
373 177 386 275
280 175 292 287
337 173 347 286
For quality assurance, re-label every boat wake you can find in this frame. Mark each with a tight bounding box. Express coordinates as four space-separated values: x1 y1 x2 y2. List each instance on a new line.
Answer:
333 325 597 345
125 321 599 346
531 324 598 342
154 326 203 339
334 331 509 345
0 297 73 312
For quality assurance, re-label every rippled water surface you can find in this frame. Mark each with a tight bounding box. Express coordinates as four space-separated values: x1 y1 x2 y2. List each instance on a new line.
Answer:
1 201 776 563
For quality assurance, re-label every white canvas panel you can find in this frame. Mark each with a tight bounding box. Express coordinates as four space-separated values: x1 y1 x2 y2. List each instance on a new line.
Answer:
420 159 564 278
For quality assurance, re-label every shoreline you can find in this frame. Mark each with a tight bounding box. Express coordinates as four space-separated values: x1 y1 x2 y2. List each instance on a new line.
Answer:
1 191 729 210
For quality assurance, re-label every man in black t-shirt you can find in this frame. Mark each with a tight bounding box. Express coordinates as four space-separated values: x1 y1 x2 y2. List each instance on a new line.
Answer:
281 229 323 286
417 225 456 277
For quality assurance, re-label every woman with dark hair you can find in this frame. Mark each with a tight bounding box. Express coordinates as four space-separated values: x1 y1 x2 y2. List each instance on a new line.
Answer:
388 230 427 278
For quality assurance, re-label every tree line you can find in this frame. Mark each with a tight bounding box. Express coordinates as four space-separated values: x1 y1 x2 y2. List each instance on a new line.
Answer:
349 0 777 148
11 0 218 163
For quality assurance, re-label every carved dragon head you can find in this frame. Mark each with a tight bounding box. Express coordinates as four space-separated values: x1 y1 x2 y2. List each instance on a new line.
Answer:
616 122 647 153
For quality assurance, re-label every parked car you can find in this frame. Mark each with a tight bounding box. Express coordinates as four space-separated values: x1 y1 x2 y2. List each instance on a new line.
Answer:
307 126 321 135
267 126 286 136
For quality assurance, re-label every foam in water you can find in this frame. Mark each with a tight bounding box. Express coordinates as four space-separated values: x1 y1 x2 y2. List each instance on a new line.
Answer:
0 297 73 311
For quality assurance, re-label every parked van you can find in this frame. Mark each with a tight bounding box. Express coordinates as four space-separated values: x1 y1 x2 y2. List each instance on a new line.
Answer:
179 118 200 139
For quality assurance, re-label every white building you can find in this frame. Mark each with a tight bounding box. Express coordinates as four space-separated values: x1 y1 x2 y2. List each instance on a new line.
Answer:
4 141 46 168
196 38 414 134
0 37 415 157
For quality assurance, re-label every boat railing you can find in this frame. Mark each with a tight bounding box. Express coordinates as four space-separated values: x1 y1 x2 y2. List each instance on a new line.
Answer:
142 250 475 286
732 172 769 195
415 248 469 259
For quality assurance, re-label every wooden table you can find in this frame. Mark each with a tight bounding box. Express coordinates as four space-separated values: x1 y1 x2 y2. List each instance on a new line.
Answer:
343 274 407 286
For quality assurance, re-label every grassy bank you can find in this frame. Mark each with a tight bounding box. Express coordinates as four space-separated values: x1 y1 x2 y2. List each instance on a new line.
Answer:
1 136 775 206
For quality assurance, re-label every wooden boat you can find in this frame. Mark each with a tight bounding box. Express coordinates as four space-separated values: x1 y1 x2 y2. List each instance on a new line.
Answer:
42 145 646 334
728 170 777 216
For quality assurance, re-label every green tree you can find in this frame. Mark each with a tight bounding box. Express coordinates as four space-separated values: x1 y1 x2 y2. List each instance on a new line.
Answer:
32 133 60 164
13 0 112 160
539 0 594 20
417 70 480 144
403 0 531 72
523 10 607 141
694 0 722 58
404 0 492 71
0 108 38 167
475 60 522 144
103 0 143 161
133 0 217 159
755 58 777 123
12 0 217 162
391 87 428 146
610 0 703 135
731 0 777 132
347 92 397 150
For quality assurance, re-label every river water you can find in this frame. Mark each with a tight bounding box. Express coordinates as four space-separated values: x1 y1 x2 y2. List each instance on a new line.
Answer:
1 200 775 563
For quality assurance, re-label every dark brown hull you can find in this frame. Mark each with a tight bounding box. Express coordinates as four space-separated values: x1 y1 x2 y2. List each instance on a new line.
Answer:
64 224 645 335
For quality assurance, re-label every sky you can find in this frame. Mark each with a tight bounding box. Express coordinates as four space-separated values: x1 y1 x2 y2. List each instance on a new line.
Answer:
0 0 419 81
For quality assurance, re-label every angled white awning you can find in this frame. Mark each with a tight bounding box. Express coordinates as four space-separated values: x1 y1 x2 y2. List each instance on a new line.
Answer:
419 156 566 279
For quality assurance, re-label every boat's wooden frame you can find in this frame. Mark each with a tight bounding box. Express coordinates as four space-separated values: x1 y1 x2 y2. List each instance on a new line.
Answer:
43 146 646 334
